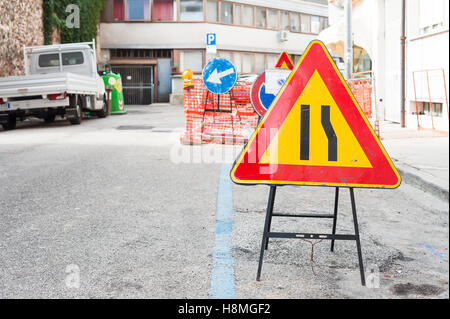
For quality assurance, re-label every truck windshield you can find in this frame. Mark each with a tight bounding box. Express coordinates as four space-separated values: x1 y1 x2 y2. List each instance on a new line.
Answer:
38 52 84 67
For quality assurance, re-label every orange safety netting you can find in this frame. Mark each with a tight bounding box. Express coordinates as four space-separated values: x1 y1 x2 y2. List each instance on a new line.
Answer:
180 79 259 145
347 78 380 138
181 78 378 144
347 78 373 119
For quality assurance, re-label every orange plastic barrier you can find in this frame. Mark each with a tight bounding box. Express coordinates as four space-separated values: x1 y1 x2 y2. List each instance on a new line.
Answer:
347 77 379 138
180 79 259 145
181 77 379 143
347 78 373 119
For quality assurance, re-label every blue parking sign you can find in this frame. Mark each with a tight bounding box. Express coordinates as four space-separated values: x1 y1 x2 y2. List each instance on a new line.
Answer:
202 58 237 94
207 33 216 46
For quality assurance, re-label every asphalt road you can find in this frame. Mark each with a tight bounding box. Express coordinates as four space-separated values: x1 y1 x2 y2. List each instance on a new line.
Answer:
0 105 448 298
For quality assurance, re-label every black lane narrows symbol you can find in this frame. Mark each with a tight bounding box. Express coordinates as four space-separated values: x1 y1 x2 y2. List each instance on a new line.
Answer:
300 104 310 161
321 105 337 161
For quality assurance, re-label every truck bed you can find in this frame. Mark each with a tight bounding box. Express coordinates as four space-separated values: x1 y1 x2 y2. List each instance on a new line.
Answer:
0 72 98 99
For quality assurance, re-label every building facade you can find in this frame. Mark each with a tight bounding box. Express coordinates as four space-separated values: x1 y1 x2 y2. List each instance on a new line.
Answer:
0 0 45 78
98 0 329 104
319 0 449 132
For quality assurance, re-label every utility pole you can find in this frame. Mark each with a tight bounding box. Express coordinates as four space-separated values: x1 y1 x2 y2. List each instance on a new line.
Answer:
400 0 406 127
344 0 353 80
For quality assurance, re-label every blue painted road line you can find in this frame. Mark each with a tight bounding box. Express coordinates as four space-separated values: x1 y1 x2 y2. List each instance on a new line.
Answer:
209 162 236 299
419 242 448 259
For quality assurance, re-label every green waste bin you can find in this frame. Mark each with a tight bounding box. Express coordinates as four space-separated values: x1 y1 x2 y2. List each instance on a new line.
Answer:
102 73 126 115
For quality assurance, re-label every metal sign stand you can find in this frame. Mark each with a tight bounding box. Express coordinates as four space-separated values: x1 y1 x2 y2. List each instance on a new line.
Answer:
256 186 366 286
203 90 233 113
201 91 235 143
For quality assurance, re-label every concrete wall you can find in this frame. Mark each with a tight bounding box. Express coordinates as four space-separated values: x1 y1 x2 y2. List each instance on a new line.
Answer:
320 0 449 131
370 0 385 121
406 0 449 131
99 0 328 105
100 20 322 105
0 0 45 77
100 22 320 55
231 0 327 15
382 0 402 123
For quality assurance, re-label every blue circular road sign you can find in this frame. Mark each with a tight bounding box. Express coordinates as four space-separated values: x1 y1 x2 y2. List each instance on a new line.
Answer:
259 84 276 109
251 72 276 116
202 58 237 94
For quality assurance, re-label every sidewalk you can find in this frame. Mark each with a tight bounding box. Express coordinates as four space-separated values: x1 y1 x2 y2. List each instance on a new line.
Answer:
380 121 449 202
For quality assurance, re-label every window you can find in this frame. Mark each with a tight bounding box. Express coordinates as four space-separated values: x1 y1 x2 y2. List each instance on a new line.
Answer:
256 8 266 28
63 52 85 66
180 0 203 21
353 50 372 73
219 51 233 61
320 17 328 32
206 0 218 22
234 4 241 24
221 2 233 24
242 5 254 26
113 0 124 21
280 11 289 30
39 52 84 68
431 103 443 117
311 16 320 34
267 9 278 29
242 53 253 73
234 52 242 73
291 13 300 32
153 0 175 21
39 54 60 67
300 14 311 33
181 51 203 72
126 0 150 20
111 49 172 59
412 101 443 116
255 54 265 74
419 0 445 31
266 54 278 69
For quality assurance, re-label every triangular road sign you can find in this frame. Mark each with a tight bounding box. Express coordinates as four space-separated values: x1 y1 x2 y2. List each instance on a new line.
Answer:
231 40 401 188
275 51 294 70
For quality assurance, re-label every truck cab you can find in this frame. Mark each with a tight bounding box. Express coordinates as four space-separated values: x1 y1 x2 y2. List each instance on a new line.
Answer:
29 44 105 101
0 41 108 130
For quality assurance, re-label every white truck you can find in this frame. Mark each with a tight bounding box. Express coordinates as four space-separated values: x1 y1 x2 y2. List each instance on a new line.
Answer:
0 41 108 130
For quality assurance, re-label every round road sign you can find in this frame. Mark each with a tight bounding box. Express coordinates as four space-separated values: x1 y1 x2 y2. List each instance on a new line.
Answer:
250 72 277 117
202 57 237 94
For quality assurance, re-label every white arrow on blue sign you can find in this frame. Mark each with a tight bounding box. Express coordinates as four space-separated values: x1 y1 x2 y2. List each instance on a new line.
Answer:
202 58 237 94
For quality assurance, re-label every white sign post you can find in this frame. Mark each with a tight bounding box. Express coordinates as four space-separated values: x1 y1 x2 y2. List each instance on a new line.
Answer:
206 33 217 54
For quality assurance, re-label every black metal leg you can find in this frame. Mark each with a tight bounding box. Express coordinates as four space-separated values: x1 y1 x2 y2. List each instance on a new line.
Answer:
331 187 339 252
265 187 276 250
201 91 209 140
257 186 277 281
350 188 366 286
229 92 235 143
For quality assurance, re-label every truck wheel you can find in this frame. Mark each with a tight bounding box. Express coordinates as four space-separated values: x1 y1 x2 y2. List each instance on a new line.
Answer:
44 112 56 123
69 95 83 125
96 95 108 118
1 114 16 131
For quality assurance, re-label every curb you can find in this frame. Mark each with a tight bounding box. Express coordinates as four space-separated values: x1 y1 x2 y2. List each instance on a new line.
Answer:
395 162 449 202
